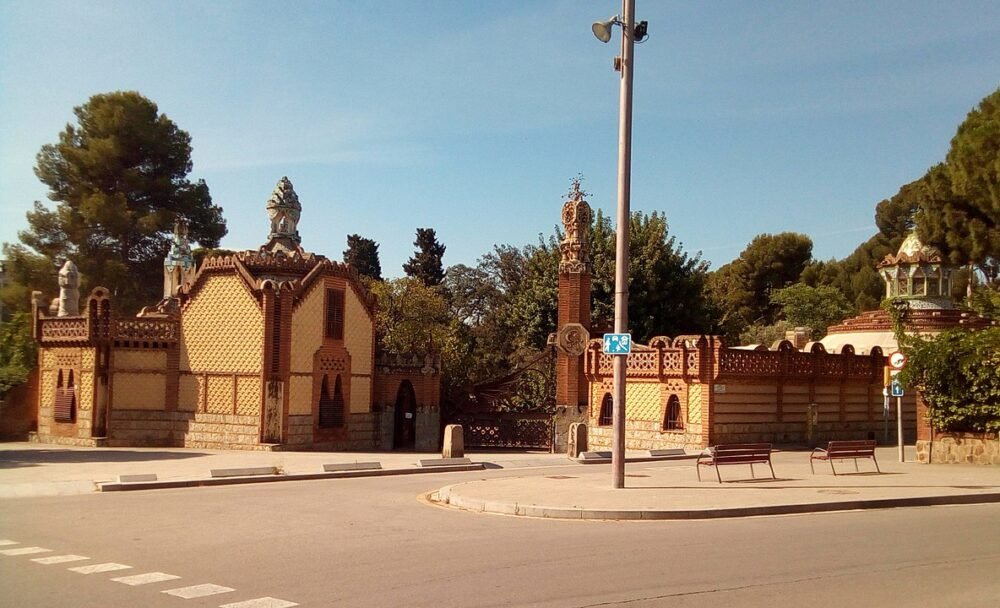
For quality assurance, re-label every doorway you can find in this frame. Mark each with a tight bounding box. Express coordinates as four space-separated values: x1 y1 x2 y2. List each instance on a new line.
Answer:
393 381 416 449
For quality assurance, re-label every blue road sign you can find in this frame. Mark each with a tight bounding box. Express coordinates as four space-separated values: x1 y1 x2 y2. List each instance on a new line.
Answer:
603 333 632 355
890 379 904 397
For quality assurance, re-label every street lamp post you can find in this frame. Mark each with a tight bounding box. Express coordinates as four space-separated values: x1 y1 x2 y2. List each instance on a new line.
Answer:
593 0 644 489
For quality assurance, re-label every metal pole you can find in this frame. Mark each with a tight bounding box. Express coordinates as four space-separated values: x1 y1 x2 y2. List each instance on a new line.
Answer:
896 396 904 462
611 0 636 489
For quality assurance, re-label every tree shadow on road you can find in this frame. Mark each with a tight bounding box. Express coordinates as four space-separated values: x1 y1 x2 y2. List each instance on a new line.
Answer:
0 449 209 469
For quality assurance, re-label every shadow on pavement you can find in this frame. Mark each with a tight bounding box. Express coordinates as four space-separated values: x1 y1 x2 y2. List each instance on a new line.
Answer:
0 449 209 468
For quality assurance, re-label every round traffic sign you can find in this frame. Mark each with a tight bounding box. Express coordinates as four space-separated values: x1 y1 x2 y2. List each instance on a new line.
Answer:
888 351 906 370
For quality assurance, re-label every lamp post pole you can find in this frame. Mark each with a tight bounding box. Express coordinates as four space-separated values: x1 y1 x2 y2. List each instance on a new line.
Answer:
611 0 636 489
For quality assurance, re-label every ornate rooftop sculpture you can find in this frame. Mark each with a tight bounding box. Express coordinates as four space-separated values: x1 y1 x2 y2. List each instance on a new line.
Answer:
559 178 592 274
57 260 79 316
163 217 197 299
264 176 302 253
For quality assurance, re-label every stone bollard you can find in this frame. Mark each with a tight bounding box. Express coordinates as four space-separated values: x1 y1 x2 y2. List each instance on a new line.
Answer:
442 424 464 458
567 422 588 458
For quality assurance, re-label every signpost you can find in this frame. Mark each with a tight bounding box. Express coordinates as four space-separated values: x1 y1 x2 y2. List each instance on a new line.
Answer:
603 333 632 356
888 351 906 462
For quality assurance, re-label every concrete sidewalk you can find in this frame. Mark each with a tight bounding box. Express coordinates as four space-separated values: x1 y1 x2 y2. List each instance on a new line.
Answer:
0 442 569 498
435 447 1000 520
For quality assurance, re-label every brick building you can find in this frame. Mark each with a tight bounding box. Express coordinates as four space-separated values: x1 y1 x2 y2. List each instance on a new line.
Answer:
30 177 440 451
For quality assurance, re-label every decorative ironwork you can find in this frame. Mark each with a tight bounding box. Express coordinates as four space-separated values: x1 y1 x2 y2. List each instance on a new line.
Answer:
452 413 553 450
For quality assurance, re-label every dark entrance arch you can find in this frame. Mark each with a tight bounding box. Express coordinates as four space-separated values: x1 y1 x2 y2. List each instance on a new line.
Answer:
393 380 417 449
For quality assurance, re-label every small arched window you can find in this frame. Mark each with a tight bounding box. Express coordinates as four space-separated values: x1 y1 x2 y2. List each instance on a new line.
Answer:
663 395 682 431
318 374 346 428
598 393 613 426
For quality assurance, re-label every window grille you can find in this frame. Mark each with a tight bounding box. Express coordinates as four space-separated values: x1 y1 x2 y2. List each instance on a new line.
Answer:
598 393 613 426
318 374 345 428
54 370 76 423
325 289 345 340
663 394 683 430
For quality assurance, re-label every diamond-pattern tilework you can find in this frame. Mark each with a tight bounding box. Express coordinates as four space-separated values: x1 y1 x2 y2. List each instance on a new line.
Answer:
40 370 56 411
180 275 263 374
344 291 372 375
290 285 323 374
236 376 261 416
79 371 94 411
207 376 235 414
626 382 661 422
688 383 702 424
82 348 95 369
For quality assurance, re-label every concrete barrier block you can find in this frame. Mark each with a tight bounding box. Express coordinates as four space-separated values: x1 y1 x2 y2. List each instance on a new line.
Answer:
210 466 278 478
118 473 158 483
323 462 382 472
418 457 472 467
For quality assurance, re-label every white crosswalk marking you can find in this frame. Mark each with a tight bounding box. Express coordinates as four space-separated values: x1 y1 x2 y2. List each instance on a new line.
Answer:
0 546 51 556
162 583 235 599
219 598 299 608
32 554 90 565
69 562 132 574
0 539 19 546
111 571 181 586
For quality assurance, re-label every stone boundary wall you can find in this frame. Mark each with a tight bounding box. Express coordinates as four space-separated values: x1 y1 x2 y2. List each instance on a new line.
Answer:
917 433 999 465
589 419 702 451
312 412 378 451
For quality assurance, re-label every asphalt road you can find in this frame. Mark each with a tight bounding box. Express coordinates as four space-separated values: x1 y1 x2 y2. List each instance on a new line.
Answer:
2 464 998 608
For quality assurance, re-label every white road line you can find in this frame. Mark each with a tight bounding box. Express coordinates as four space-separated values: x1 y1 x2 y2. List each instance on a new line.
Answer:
69 562 132 574
219 598 299 608
162 583 235 599
0 539 19 546
32 554 90 565
111 572 181 586
0 547 51 556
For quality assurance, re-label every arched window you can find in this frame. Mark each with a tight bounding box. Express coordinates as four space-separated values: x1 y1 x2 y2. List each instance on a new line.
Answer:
598 393 613 426
912 269 926 296
54 369 76 423
318 374 345 428
662 395 682 431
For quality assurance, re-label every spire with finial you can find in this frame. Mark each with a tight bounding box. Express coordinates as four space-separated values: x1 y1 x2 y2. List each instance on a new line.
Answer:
266 176 302 244
560 174 592 274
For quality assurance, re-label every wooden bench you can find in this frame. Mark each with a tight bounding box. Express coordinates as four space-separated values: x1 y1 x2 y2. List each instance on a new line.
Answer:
697 443 775 483
810 440 879 475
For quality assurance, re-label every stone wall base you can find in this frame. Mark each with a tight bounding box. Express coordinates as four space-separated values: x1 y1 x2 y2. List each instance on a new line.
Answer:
917 434 999 465
589 419 705 451
29 431 108 447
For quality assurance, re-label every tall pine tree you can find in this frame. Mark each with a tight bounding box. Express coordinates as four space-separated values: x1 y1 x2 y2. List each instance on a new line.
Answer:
403 228 446 286
343 234 382 280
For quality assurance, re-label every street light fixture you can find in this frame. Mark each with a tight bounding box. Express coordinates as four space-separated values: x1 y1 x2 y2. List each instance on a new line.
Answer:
592 0 645 489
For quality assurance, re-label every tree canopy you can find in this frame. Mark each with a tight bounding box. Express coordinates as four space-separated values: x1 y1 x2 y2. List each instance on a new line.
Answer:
15 91 226 313
403 228 446 286
343 234 382 281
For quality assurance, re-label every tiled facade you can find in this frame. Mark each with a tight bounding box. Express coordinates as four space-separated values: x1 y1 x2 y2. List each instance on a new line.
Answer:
29 178 440 451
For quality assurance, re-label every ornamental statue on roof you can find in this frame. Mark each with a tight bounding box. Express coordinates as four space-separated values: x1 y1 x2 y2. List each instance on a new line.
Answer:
264 176 303 254
163 217 197 299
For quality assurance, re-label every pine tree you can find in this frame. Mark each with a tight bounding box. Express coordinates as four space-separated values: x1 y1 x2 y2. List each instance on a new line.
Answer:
343 234 382 280
402 228 446 286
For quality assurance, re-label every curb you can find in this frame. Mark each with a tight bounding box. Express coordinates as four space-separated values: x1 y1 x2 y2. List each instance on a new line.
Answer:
435 485 1000 520
98 463 485 492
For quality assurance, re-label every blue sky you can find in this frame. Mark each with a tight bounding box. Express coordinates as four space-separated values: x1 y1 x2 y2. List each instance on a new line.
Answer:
2 1 999 278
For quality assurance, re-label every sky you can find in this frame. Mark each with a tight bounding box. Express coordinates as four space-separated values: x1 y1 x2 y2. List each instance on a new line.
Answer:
2 1 999 279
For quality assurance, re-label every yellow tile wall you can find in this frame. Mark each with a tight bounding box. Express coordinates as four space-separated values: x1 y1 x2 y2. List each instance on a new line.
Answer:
288 375 313 415
180 275 263 374
178 374 202 412
40 369 56 409
206 376 234 414
79 371 94 411
291 285 324 374
113 373 167 410
688 383 702 424
114 350 167 371
344 290 373 376
351 376 371 414
625 382 661 422
236 376 261 416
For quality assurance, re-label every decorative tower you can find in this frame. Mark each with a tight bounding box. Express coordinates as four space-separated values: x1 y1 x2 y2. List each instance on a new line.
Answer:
553 179 592 451
877 231 956 309
264 176 303 254
163 218 197 299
